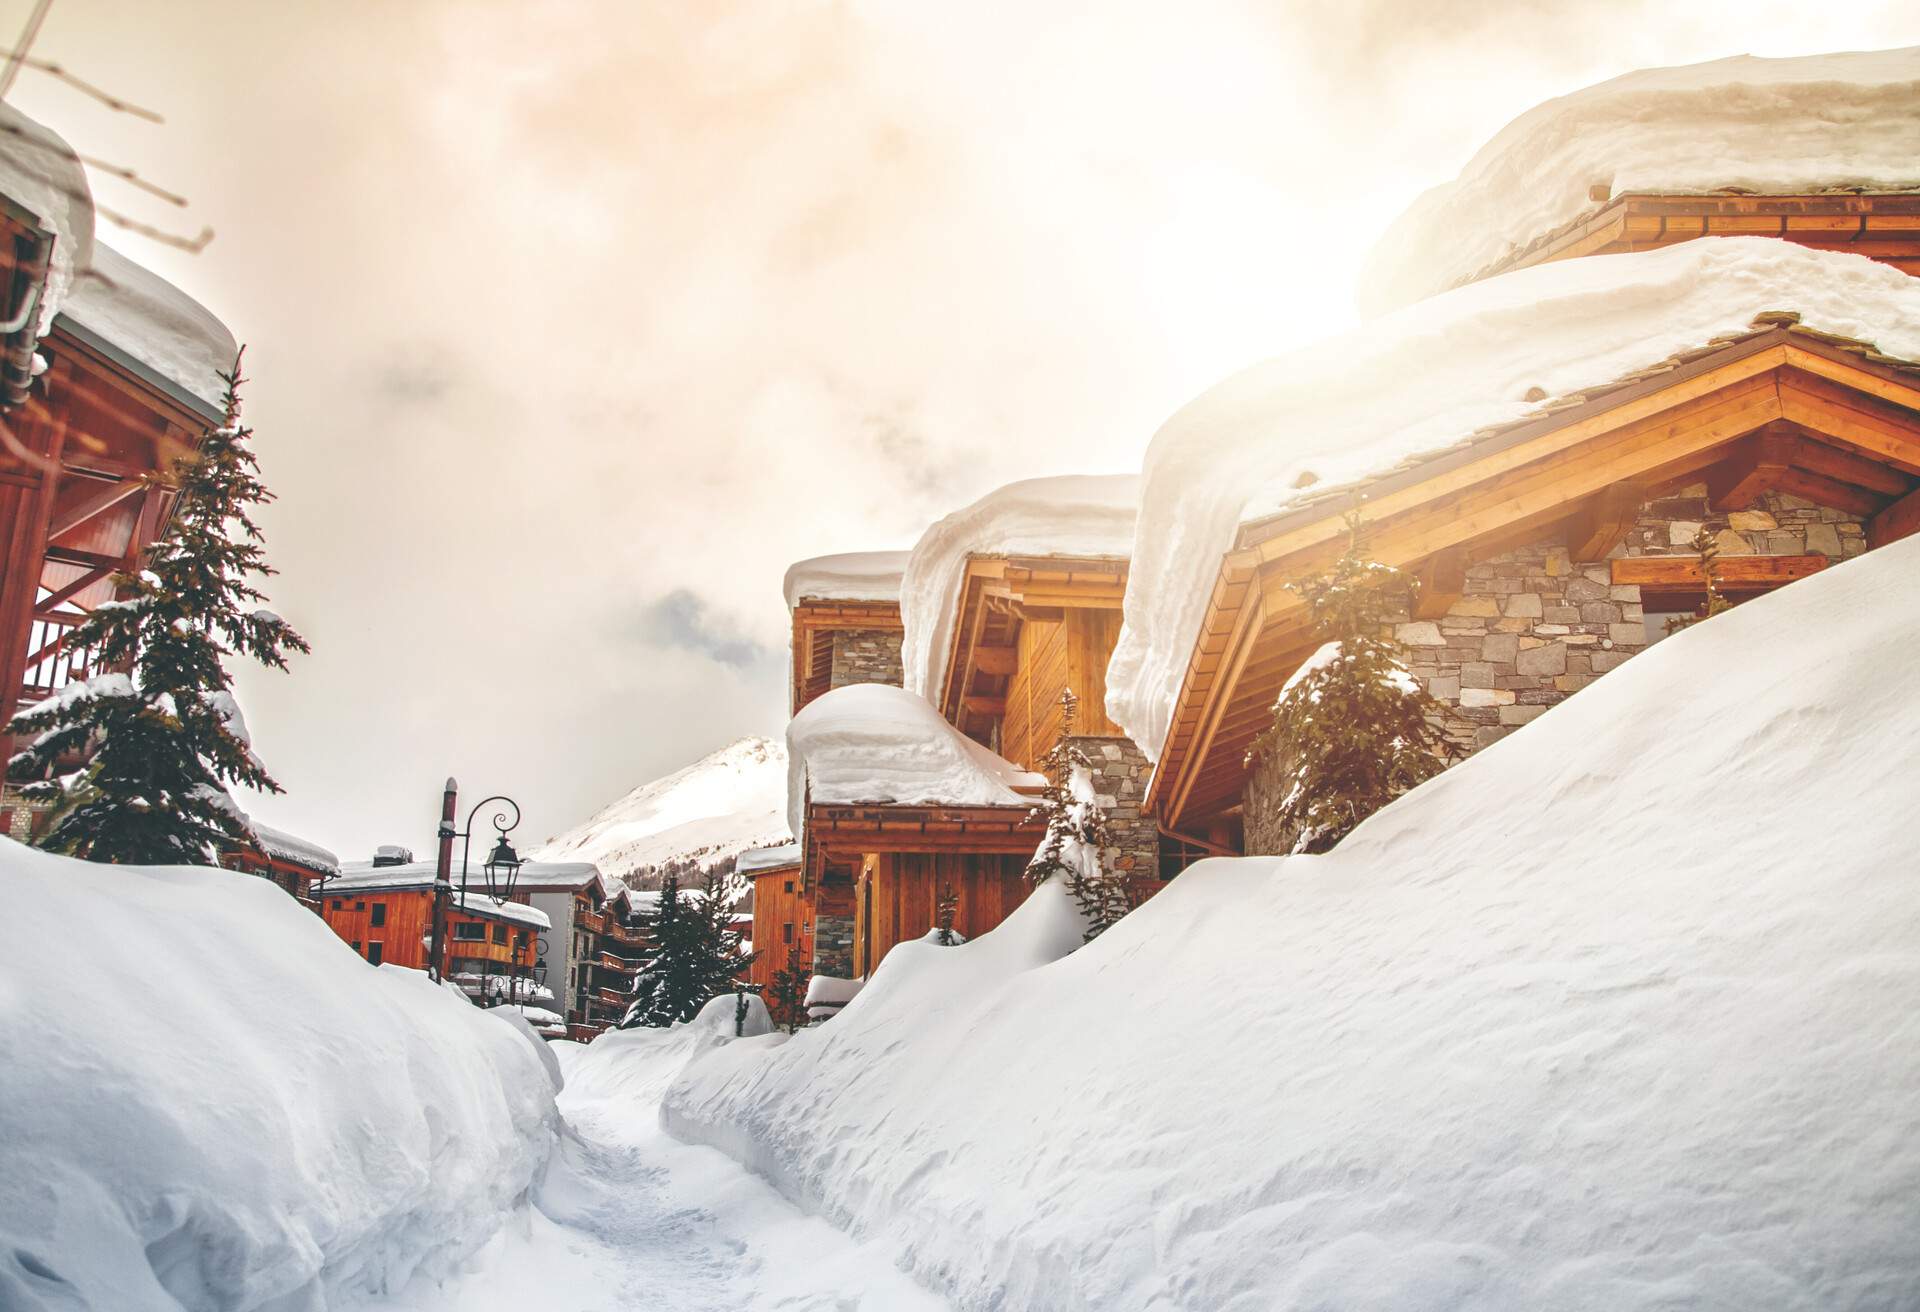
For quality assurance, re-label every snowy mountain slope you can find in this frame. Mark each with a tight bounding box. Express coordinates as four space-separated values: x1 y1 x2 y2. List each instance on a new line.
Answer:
0 847 559 1311
665 536 1920 1311
534 737 790 885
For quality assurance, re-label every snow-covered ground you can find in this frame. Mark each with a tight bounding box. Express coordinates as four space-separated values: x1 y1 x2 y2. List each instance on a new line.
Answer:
0 847 558 1311
377 1019 948 1312
533 736 791 884
667 534 1920 1310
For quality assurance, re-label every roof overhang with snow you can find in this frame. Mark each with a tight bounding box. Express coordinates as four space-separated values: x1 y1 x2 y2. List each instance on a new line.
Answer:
803 801 1044 890
1147 315 1920 834
1461 192 1920 297
790 596 903 715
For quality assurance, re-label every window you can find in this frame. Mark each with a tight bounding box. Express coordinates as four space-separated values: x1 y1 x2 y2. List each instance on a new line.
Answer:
784 880 794 893
491 922 508 946
353 900 365 911
351 940 361 951
370 903 387 928
783 922 794 944
367 942 384 965
454 922 485 941
516 930 530 949
332 899 343 911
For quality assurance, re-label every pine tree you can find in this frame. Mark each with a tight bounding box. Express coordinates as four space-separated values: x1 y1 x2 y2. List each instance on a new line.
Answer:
6 354 309 864
767 962 808 1033
1664 525 1733 635
1025 688 1133 942
623 866 757 1027
1247 514 1452 855
933 880 959 946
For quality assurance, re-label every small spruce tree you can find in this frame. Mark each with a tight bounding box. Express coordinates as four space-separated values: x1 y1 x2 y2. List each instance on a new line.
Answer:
933 880 959 946
624 866 757 1026
1664 525 1733 635
767 962 809 1033
6 355 309 864
1025 689 1133 942
1247 514 1453 855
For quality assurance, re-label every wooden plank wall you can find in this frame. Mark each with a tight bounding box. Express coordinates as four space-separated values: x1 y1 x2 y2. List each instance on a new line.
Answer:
1001 609 1126 770
855 851 1032 975
321 889 433 968
748 866 810 990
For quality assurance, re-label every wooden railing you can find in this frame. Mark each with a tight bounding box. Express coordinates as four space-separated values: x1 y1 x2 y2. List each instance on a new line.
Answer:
18 612 101 703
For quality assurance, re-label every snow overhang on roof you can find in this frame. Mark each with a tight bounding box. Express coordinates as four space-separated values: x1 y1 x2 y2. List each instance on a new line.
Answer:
0 102 94 335
1110 238 1920 830
251 823 340 877
1360 46 1920 314
784 551 911 610
899 473 1139 706
58 243 237 420
786 683 1045 840
736 841 802 875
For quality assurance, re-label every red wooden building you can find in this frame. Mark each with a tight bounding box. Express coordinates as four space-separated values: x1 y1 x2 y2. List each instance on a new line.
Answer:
0 106 239 837
316 863 549 1003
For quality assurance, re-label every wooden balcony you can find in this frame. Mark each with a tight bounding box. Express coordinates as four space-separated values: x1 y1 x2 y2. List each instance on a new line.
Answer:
596 949 642 975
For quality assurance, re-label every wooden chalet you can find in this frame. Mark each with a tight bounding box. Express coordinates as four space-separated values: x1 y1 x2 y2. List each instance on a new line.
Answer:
1137 73 1920 853
318 864 548 995
0 109 238 837
785 550 908 714
220 820 340 904
739 841 805 992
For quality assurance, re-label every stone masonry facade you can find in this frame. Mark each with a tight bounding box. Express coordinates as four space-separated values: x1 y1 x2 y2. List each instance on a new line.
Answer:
829 629 904 692
1074 735 1158 901
811 914 855 978
1245 485 1866 854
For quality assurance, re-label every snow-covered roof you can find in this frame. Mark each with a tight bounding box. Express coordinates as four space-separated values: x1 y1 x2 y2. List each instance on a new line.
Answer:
1106 238 1920 761
0 102 93 333
325 861 555 930
250 822 339 877
736 842 802 875
783 551 910 610
900 474 1138 705
787 683 1045 838
59 243 238 417
1360 46 1920 314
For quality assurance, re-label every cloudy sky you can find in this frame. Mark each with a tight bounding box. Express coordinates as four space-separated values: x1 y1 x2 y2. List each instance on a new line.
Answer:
12 0 1919 859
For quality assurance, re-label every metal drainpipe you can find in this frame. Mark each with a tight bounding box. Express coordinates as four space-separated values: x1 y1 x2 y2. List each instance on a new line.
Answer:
1 232 53 408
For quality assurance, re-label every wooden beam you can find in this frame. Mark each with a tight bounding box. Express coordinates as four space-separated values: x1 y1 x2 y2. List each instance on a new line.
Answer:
1771 467 1888 519
42 546 122 571
1868 485 1920 549
33 566 112 615
960 694 1006 717
47 477 143 541
1565 481 1644 562
1410 547 1466 619
971 644 1017 676
1789 437 1913 497
1707 425 1797 510
1611 555 1827 589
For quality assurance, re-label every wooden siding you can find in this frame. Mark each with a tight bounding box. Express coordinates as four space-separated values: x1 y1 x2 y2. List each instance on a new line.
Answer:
747 863 810 990
853 850 1033 977
319 889 537 973
1000 608 1125 769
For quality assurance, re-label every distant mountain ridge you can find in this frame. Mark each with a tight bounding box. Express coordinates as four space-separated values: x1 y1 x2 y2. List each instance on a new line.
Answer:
532 736 790 888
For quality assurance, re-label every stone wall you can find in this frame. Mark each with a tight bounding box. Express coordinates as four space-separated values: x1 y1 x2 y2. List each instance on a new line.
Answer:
810 914 855 978
829 629 903 692
1244 485 1865 854
1074 735 1157 900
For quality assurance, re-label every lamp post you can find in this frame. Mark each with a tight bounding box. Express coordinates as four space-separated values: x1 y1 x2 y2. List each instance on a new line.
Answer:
427 778 526 985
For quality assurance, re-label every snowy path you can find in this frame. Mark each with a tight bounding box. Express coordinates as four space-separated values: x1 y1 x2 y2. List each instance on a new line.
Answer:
375 1038 948 1312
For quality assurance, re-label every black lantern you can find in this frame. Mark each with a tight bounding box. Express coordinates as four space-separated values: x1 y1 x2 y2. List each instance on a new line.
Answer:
482 834 523 901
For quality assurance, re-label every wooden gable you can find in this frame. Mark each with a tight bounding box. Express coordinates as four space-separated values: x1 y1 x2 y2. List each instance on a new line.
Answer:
1149 321 1920 835
789 597 902 714
935 554 1129 766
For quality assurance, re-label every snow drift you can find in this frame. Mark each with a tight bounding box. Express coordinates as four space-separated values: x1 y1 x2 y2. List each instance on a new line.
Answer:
668 533 1920 1310
0 846 559 1311
1360 46 1920 314
785 683 1043 838
900 474 1137 705
1107 238 1920 761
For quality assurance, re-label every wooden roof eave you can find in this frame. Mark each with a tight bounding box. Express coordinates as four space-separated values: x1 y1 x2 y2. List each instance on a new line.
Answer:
1145 325 1920 831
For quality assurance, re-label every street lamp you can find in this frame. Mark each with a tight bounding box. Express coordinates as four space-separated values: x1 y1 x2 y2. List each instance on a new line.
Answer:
426 778 526 984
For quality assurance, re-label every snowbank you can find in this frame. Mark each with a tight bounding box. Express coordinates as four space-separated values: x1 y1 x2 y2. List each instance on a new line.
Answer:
0 102 93 331
783 550 911 609
900 474 1137 705
1107 238 1920 760
668 535 1920 1309
1360 46 1920 313
61 242 240 413
0 844 558 1311
785 683 1044 838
